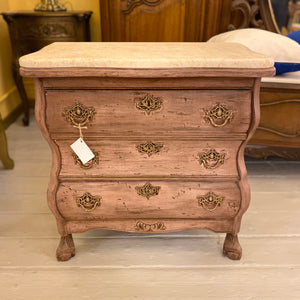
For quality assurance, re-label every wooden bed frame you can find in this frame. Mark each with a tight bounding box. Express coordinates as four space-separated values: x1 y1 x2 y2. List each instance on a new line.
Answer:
99 0 300 159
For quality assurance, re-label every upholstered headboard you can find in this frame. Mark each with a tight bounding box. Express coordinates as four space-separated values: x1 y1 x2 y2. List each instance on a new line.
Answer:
99 0 279 42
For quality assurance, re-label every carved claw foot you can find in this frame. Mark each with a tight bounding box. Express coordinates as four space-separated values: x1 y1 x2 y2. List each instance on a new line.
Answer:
56 234 75 261
223 233 242 260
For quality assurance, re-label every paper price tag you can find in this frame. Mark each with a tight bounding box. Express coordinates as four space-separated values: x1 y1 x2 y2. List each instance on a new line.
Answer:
70 138 95 165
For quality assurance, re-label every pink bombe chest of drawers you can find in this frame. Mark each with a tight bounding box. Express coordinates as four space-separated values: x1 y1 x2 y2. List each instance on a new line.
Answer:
20 42 274 261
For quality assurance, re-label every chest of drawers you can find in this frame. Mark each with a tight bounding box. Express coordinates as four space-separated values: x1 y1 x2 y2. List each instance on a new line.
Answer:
19 42 274 261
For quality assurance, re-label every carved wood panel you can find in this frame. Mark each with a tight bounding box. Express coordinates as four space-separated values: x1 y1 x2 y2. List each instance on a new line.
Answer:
100 0 234 42
229 0 278 32
22 22 76 39
121 0 165 14
99 0 278 42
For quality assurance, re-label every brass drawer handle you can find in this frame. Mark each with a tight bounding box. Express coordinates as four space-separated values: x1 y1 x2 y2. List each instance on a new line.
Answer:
204 104 233 127
135 94 162 115
136 142 163 156
198 149 225 169
72 152 99 169
63 102 95 127
197 192 224 211
135 182 161 199
76 192 101 211
135 220 166 232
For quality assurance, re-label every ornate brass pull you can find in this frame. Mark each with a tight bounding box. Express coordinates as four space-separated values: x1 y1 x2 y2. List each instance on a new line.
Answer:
76 192 101 211
63 102 95 127
135 220 166 232
72 152 99 169
197 192 224 211
135 94 162 115
136 142 163 156
135 182 161 199
204 104 233 127
198 149 225 169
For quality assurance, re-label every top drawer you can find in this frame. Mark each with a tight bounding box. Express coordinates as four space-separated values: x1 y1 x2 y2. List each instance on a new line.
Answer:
45 89 252 136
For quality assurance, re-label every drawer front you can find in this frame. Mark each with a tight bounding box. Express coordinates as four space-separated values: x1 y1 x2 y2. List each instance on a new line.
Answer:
57 181 241 220
58 139 241 178
45 89 251 135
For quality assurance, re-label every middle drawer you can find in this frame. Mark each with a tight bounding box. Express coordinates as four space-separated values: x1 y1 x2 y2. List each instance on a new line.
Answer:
58 139 242 178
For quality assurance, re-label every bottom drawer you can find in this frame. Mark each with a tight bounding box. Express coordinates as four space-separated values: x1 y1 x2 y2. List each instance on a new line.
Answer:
56 181 241 220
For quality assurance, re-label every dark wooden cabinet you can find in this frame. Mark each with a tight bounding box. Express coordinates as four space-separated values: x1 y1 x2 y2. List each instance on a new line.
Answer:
1 10 92 125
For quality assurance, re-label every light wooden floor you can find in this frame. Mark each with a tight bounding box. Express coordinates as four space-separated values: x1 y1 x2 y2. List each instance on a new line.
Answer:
1 112 300 299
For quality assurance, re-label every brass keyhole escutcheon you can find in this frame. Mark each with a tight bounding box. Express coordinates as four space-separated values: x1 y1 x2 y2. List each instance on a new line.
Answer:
136 142 163 156
134 94 163 115
135 182 161 199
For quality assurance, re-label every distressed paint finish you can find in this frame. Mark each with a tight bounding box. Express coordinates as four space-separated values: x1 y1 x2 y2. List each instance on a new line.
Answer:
21 45 274 261
57 139 242 178
30 73 268 261
30 73 269 261
56 181 241 220
45 89 252 135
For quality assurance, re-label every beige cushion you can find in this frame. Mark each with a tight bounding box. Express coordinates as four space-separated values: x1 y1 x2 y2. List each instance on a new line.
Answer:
208 28 300 63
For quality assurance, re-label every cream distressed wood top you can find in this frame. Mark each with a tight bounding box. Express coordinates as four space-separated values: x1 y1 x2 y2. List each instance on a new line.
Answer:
19 42 274 69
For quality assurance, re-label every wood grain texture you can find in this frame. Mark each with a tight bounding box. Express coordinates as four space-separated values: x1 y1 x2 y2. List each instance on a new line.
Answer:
1 268 300 299
42 76 255 90
56 180 241 221
232 78 261 235
34 79 67 237
249 86 300 150
100 0 227 42
64 218 235 235
58 139 242 178
99 0 278 43
45 89 252 136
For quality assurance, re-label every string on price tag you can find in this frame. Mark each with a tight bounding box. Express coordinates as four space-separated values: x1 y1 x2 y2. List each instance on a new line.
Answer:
70 124 95 164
